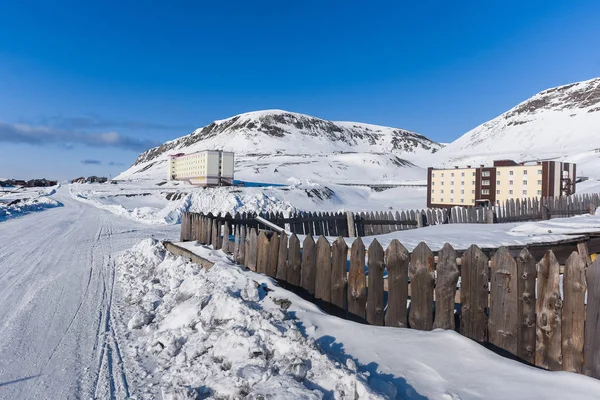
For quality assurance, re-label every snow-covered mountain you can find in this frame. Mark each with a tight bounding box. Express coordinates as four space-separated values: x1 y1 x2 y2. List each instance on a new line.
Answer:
117 110 443 183
434 77 600 176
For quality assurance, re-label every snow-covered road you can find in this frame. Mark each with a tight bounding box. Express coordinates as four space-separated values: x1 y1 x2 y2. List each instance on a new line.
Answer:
0 186 179 399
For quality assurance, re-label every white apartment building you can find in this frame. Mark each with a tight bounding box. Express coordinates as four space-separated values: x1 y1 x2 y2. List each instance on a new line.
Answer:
167 150 235 186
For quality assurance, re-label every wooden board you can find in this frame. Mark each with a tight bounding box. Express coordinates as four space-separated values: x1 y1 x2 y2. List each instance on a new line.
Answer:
256 231 269 274
409 242 434 330
562 251 586 373
266 231 279 278
331 237 348 311
460 244 489 342
314 236 332 303
301 235 316 294
287 234 302 286
516 248 536 364
246 228 258 272
489 246 519 355
433 243 459 330
385 239 409 328
276 232 288 281
584 256 600 378
348 237 367 319
536 250 562 371
366 239 385 326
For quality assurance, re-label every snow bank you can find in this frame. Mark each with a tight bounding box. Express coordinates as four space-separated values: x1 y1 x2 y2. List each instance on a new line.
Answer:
0 194 62 222
115 239 383 399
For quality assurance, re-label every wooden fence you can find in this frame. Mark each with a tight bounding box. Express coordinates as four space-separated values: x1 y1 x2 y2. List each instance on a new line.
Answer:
179 214 600 378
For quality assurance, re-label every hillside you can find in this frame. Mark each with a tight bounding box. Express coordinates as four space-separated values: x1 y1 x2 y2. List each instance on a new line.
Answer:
116 110 442 183
434 77 600 177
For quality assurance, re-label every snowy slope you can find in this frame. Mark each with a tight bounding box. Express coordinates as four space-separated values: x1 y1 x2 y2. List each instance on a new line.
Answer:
434 77 600 177
116 110 442 183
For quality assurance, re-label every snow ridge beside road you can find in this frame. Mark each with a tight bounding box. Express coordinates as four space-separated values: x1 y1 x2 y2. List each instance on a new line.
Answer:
115 239 384 399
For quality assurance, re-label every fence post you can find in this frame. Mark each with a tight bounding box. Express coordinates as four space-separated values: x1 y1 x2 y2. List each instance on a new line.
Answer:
346 211 356 238
536 250 562 371
486 209 494 224
590 204 597 216
584 257 600 378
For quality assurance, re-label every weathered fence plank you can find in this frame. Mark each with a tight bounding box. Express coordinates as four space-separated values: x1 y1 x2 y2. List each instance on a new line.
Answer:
266 231 279 278
461 244 489 342
276 232 288 281
331 237 348 311
256 231 269 274
348 238 367 319
536 250 562 371
367 239 385 326
517 248 536 364
385 240 409 327
246 228 258 271
301 235 317 294
287 234 301 286
315 236 332 303
433 243 459 330
409 242 434 330
562 251 586 373
489 246 519 355
584 257 600 378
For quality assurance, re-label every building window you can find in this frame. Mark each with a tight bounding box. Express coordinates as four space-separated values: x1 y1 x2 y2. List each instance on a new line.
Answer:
509 171 514 175
471 190 475 194
441 189 444 194
538 169 543 174
461 181 464 186
441 181 444 185
537 180 542 185
451 173 454 177
537 190 542 195
450 189 454 194
482 171 490 177
461 190 464 194
441 173 444 177
523 190 527 195
461 172 465 177
472 172 476 176
497 171 501 176
497 190 500 194
432 182 435 186
482 189 490 195
523 180 527 185
431 190 434 194
509 190 513 195
509 180 513 185
461 199 464 203
440 198 444 202
472 181 475 185
496 180 500 185
450 181 454 185
523 170 528 175
482 180 490 186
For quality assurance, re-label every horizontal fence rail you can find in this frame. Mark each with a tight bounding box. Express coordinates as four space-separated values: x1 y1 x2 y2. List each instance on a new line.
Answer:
179 215 600 380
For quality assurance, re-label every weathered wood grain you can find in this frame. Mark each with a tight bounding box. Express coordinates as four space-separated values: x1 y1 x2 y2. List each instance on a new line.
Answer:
331 237 348 311
460 245 489 342
246 228 258 271
348 237 367 319
367 239 385 326
536 250 563 371
301 235 316 294
489 246 519 355
287 234 302 286
562 251 586 373
584 257 600 378
315 236 332 303
276 232 288 281
266 231 279 278
385 239 409 327
516 248 536 364
409 242 434 330
256 231 269 274
433 243 459 330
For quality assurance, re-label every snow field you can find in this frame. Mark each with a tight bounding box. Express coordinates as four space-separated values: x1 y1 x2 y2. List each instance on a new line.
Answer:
116 239 384 399
0 186 62 222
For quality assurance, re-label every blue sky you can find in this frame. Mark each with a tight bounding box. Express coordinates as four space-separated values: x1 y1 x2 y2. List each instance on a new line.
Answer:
1 1 599 180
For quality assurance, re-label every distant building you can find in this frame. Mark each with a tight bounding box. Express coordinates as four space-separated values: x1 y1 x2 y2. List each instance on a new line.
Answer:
427 160 576 208
168 150 234 186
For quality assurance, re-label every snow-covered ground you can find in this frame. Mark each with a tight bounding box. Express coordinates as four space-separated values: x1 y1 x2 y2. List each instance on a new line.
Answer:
0 185 62 222
117 239 600 399
69 181 428 225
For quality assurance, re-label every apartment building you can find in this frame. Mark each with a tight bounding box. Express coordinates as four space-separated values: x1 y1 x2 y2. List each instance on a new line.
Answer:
427 160 576 208
167 150 235 186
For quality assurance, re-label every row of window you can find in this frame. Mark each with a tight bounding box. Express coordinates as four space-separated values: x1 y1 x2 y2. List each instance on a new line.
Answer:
433 169 543 178
434 189 543 197
433 179 543 186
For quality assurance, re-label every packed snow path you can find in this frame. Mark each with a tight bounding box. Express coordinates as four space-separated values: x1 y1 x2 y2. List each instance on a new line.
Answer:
0 186 179 399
